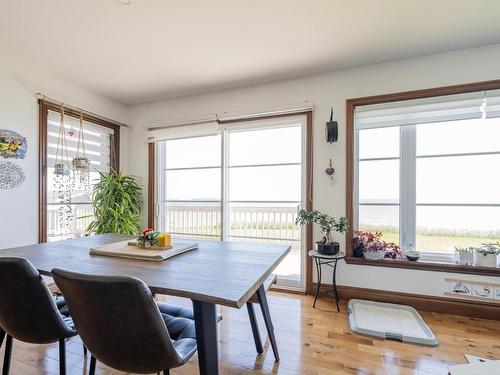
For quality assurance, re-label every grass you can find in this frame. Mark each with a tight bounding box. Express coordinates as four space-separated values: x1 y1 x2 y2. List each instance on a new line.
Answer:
360 225 499 254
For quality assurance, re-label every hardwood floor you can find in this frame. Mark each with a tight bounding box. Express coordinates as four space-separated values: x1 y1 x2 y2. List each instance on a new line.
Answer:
1 292 500 374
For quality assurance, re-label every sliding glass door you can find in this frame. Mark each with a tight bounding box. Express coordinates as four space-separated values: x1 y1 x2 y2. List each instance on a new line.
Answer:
156 115 306 289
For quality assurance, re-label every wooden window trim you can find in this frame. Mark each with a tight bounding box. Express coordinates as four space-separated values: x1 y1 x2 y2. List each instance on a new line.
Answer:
345 79 500 276
38 99 121 243
148 111 314 292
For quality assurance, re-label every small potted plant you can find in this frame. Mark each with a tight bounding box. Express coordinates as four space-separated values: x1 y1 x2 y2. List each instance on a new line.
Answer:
296 209 349 255
137 228 160 249
353 231 401 260
475 243 500 268
455 246 475 266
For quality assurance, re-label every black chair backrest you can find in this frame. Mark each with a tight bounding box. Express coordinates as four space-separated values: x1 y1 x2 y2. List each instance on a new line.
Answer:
52 268 183 373
0 257 74 343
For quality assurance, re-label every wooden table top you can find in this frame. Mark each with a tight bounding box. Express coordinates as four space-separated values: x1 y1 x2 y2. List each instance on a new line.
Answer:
0 234 290 308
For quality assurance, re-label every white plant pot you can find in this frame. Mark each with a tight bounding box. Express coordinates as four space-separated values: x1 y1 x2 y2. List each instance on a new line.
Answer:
456 251 475 266
475 253 499 268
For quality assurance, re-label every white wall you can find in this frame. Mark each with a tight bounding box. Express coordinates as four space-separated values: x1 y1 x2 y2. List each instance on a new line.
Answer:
128 44 500 297
0 53 129 249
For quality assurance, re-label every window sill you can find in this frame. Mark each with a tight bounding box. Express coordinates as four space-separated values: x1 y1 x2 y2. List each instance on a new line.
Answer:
345 256 500 276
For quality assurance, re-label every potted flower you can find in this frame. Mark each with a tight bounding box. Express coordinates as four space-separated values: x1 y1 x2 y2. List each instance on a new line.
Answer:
295 209 349 255
455 246 475 266
475 243 500 268
353 231 401 260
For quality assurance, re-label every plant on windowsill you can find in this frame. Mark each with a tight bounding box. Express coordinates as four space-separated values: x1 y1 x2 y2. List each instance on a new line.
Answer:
295 209 349 255
454 246 476 266
475 243 500 268
85 170 143 235
352 230 401 260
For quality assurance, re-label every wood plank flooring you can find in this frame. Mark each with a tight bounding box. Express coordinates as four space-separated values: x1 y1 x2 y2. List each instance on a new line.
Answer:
1 292 500 374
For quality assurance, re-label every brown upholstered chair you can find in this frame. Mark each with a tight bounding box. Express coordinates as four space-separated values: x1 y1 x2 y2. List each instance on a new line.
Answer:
52 268 201 375
0 257 78 375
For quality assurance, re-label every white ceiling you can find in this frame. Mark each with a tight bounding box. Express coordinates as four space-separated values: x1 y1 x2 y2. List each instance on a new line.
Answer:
1 0 500 105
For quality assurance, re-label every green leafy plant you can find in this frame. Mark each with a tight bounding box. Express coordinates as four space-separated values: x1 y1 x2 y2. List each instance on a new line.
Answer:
295 209 349 244
86 171 143 235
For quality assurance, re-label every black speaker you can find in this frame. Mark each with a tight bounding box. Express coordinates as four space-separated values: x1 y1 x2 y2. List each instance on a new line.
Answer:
326 108 338 143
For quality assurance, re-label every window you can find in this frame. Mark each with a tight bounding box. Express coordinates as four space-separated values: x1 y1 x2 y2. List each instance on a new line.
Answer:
353 90 500 260
154 116 307 288
39 101 120 242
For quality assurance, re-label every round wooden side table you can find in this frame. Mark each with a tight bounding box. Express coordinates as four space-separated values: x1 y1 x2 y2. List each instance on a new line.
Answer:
308 250 345 311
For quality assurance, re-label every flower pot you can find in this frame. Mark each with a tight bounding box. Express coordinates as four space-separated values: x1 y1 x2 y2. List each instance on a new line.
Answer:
456 250 475 266
316 241 340 255
363 250 386 260
475 253 499 268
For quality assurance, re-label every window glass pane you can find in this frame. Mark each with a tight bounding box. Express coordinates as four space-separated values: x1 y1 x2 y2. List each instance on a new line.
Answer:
165 169 220 201
417 155 500 204
416 206 500 254
228 165 301 202
358 127 399 159
163 201 220 239
358 205 399 245
417 118 500 156
165 135 221 169
228 126 301 166
359 160 399 203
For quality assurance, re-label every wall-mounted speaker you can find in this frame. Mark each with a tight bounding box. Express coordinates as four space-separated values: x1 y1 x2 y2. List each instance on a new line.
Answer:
326 108 338 143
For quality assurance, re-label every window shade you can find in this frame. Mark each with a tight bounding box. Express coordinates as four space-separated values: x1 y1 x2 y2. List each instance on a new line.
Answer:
47 109 114 173
485 89 500 119
147 121 221 142
355 92 484 130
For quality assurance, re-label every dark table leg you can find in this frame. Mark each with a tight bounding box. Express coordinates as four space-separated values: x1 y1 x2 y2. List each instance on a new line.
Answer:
313 257 322 308
332 260 340 312
246 302 263 354
192 300 219 375
256 284 279 362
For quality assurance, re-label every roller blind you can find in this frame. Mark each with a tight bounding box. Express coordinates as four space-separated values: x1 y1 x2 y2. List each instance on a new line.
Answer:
355 92 485 130
47 109 114 173
147 121 221 142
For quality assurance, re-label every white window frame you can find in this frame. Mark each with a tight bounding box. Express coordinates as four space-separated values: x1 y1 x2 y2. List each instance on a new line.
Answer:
155 115 308 289
355 113 500 262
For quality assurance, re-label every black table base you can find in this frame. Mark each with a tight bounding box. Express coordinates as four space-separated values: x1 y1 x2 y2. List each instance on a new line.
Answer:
310 253 343 311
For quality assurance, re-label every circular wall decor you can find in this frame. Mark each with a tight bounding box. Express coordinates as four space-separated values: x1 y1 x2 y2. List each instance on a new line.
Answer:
0 162 25 189
0 129 27 159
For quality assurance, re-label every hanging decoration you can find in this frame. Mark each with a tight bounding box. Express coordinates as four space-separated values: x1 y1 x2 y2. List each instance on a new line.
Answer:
72 112 91 189
0 129 27 159
53 105 74 231
0 161 25 189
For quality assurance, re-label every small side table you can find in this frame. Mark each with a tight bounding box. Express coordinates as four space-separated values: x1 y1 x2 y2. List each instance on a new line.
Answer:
308 250 345 311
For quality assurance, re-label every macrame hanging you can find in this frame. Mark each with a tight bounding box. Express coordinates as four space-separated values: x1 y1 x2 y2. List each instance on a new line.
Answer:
72 111 91 194
53 104 74 232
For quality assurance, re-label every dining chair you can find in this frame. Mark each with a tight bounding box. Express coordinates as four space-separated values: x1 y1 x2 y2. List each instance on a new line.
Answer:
52 268 202 375
246 274 280 362
0 257 78 375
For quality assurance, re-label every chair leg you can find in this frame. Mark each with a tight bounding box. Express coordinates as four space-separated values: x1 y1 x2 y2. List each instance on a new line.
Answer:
58 339 66 375
163 370 169 375
246 302 263 354
256 285 280 362
89 355 96 375
2 335 13 375
0 328 5 349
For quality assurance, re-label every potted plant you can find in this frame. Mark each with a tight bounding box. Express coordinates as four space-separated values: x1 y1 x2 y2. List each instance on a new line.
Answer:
295 209 349 255
353 231 401 260
455 246 475 266
475 243 500 268
137 228 160 248
85 170 143 235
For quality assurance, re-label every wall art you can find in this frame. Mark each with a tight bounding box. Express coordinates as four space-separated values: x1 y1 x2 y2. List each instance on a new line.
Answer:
0 161 25 189
0 129 27 159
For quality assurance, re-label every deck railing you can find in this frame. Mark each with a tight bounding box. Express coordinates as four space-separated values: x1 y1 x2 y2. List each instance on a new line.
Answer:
48 203 301 244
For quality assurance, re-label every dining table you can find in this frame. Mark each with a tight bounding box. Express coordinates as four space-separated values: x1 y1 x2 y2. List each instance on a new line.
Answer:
0 234 291 375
